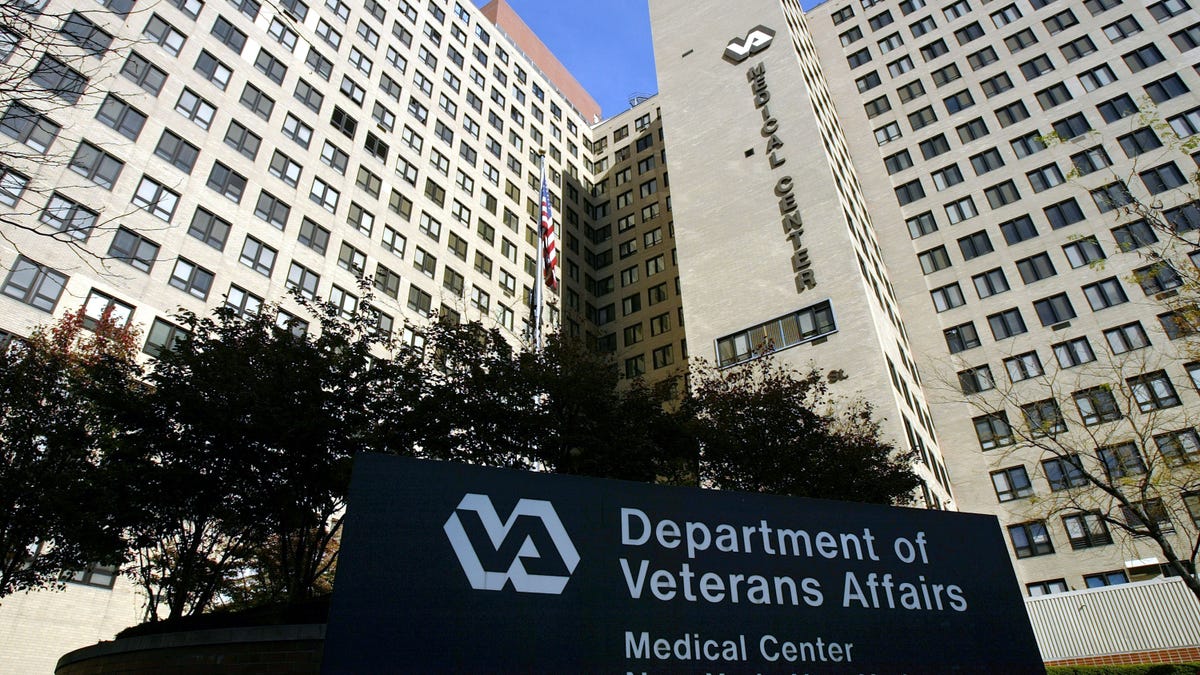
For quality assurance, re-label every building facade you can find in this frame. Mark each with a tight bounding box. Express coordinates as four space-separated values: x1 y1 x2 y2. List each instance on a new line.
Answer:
650 0 1200 597
0 0 688 669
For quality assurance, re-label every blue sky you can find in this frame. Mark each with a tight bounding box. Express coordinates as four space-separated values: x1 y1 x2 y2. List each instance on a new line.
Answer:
475 0 658 119
475 0 828 120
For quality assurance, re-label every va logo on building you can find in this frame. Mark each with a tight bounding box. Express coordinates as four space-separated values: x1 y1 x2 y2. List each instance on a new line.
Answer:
444 493 580 595
724 25 776 63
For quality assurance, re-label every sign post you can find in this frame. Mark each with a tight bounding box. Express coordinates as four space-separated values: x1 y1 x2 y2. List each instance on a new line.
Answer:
323 454 1043 674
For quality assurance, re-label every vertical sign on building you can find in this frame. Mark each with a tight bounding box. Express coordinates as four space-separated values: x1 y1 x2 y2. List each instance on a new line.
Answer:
323 454 1043 674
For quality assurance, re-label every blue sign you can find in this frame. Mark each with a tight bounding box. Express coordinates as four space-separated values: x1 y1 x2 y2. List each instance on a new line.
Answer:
323 454 1043 674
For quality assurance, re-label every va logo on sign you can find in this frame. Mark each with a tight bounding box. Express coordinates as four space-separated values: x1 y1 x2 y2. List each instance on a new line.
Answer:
444 493 581 595
724 25 776 63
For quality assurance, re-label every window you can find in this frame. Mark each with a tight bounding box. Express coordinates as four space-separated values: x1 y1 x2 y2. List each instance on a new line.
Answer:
1044 9 1079 34
1010 131 1046 159
174 88 215 130
865 96 892 119
985 180 1021 209
1 103 60 153
1104 319 1152 353
1061 35 1097 62
874 122 902 145
856 71 883 93
292 80 325 114
98 95 147 140
1036 83 1072 110
225 285 263 319
1112 220 1158 251
298 218 330 255
188 208 230 250
920 38 948 61
944 322 981 353
895 179 926 205
240 84 274 121
139 16 186 59
1053 337 1094 368
286 262 320 299
2 256 67 312
1034 293 1076 326
955 21 984 45
907 212 938 238
713 301 837 367
995 101 1030 128
981 73 1014 98
958 231 993 260
107 228 159 273
999 216 1037 244
1072 386 1122 426
920 134 951 159
1160 309 1200 340
144 318 187 358
973 267 1010 298
932 164 964 191
888 56 914 77
1122 498 1173 533
1155 428 1200 466
885 150 914 174
991 3 1022 26
968 46 998 70
168 258 214 299
1062 513 1111 550
944 196 978 224
1016 253 1055 284
869 10 894 30
239 236 276 276
1145 74 1190 103
254 48 287 84
132 176 179 221
1150 0 1192 21
943 0 970 20
254 191 290 229
957 117 989 143
1099 442 1147 480
992 466 1033 502
338 243 367 276
1023 398 1067 436
1084 571 1129 589
1128 371 1181 411
1134 263 1183 295
1052 113 1091 140
1104 15 1142 43
974 412 1014 450
69 142 124 189
931 282 965 312
1124 44 1165 73
1140 163 1188 194
988 308 1027 339
1008 522 1054 558
897 80 925 102
1083 278 1129 313
121 52 166 95
931 63 961 87
210 16 247 54
1028 580 1069 597
959 365 995 394
847 48 872 69
1020 55 1055 81
1005 352 1043 382
918 245 951 274
310 178 340 213
1172 23 1200 51
1004 28 1037 53
1042 455 1086 491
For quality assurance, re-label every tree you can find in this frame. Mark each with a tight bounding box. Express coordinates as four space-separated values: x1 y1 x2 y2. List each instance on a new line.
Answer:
0 307 139 599
684 357 920 505
1001 103 1200 601
116 292 419 619
950 345 1200 601
409 321 692 482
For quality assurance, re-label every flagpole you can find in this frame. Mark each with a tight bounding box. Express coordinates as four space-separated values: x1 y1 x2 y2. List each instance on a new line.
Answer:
532 151 547 352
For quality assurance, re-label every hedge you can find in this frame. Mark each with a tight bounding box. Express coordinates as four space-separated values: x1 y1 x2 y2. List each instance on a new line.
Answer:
1046 664 1200 675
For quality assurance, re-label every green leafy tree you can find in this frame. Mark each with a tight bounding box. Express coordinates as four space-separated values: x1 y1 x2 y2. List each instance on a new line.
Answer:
0 308 139 599
685 358 920 505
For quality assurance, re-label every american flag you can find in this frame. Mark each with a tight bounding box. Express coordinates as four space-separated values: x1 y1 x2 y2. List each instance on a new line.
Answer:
540 173 558 291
